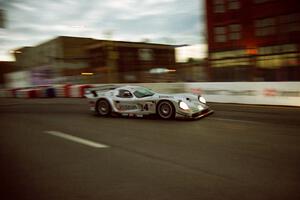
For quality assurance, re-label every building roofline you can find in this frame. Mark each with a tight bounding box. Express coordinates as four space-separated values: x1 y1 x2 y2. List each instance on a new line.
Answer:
13 46 32 51
35 35 96 47
86 40 180 50
11 35 183 52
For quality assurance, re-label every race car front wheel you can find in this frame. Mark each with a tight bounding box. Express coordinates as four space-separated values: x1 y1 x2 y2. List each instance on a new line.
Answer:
157 101 175 119
96 99 111 116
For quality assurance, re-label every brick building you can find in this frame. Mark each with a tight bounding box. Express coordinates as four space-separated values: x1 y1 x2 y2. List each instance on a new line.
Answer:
206 0 300 81
86 40 176 82
0 61 15 86
12 36 176 83
13 36 98 76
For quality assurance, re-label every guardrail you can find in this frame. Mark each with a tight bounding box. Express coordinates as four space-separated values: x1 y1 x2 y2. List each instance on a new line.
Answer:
1 82 300 106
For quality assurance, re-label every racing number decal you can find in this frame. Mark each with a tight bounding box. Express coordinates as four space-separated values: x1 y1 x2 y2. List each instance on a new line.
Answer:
143 104 149 111
139 102 154 111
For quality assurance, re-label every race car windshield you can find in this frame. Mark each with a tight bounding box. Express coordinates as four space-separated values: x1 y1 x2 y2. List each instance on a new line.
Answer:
133 88 155 98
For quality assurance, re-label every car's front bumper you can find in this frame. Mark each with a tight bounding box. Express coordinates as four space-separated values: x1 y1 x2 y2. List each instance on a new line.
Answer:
176 108 214 119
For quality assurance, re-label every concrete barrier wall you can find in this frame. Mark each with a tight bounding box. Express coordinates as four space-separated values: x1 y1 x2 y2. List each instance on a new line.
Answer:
139 83 185 93
91 83 185 94
1 82 300 107
184 82 300 107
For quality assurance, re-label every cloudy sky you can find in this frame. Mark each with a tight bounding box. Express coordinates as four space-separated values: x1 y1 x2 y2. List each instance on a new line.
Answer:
0 0 206 61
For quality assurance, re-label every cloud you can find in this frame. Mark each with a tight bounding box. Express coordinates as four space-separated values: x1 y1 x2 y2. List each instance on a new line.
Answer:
11 2 36 12
0 0 205 61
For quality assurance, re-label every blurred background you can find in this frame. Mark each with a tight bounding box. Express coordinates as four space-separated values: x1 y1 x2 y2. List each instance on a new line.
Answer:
0 0 299 88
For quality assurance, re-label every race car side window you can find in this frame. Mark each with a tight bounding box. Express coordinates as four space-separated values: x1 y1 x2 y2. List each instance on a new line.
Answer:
117 89 133 98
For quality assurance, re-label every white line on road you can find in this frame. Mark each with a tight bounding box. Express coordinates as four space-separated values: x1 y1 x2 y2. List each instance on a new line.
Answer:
208 117 265 125
45 131 110 148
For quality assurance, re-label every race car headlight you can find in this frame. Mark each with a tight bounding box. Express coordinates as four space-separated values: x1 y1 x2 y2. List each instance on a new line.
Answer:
198 96 206 104
179 101 189 110
198 105 204 110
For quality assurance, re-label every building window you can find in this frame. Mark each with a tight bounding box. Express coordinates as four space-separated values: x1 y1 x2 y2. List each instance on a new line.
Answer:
253 0 274 3
211 58 250 67
210 50 250 68
228 24 241 40
214 0 225 13
279 13 300 33
257 44 299 69
258 44 298 55
211 49 246 59
228 0 240 10
214 26 226 43
256 54 298 69
281 44 298 52
138 49 153 61
255 18 276 36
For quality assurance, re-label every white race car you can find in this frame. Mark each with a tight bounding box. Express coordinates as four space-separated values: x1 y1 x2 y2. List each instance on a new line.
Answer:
85 85 213 119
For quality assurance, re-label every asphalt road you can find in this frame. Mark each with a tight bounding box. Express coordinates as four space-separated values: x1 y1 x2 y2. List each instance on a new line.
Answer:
1 98 300 200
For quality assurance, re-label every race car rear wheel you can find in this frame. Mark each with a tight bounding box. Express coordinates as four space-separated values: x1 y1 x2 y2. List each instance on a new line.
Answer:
157 101 175 119
96 99 111 116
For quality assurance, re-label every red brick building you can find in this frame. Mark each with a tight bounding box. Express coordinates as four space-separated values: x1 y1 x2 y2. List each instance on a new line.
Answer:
206 0 300 81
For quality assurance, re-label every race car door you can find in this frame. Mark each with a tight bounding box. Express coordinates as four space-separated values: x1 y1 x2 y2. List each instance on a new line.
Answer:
113 89 140 114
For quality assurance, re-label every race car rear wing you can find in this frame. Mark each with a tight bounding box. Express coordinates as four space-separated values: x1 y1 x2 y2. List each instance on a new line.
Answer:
86 85 121 92
84 85 121 97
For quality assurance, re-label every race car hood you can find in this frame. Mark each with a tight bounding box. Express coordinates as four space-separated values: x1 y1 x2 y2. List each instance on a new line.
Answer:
173 93 200 101
155 92 207 107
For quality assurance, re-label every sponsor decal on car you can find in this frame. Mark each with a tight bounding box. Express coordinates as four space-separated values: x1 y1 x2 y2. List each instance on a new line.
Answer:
159 95 174 99
117 104 137 110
